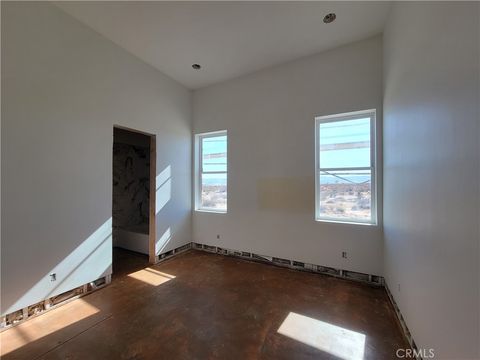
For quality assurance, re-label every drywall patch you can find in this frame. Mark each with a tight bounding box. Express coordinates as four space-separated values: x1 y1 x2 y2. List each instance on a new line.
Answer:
257 177 314 212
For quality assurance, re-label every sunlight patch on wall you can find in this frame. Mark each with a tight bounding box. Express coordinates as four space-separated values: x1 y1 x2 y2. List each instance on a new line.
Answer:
127 267 175 286
155 227 172 255
156 165 171 214
2 219 112 315
278 312 365 360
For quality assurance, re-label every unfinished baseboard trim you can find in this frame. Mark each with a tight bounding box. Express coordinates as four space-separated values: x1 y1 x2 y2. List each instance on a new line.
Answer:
384 282 422 360
0 274 111 332
154 242 193 263
191 242 384 287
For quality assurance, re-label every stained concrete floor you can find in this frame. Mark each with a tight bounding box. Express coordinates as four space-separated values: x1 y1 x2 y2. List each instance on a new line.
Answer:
1 248 408 360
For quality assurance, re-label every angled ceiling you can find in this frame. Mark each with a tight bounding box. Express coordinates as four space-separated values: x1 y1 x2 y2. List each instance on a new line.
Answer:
55 1 391 89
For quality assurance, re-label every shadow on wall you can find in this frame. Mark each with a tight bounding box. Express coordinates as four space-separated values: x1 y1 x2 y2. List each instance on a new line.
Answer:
2 219 113 316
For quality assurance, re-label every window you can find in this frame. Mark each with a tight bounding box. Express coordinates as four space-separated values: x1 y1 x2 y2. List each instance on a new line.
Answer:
315 110 377 224
195 130 227 213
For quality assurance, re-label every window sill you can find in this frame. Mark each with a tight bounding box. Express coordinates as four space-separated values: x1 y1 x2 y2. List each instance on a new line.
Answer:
195 209 227 214
315 218 378 226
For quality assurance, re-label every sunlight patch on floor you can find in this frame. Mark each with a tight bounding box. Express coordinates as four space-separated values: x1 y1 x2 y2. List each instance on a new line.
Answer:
278 312 366 360
0 299 100 356
127 267 175 286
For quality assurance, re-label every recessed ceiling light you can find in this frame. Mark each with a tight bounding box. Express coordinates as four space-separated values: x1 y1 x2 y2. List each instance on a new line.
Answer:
192 64 201 70
323 13 336 24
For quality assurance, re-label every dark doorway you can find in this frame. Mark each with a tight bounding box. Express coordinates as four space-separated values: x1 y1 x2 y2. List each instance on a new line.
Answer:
112 126 156 275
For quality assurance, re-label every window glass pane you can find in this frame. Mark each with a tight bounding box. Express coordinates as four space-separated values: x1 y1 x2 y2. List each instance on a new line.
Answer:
318 170 371 221
319 118 370 168
202 135 227 172
201 173 227 210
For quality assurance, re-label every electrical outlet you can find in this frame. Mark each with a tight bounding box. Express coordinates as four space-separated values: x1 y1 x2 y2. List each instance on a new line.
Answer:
216 234 220 239
398 284 401 293
50 273 57 282
341 251 347 259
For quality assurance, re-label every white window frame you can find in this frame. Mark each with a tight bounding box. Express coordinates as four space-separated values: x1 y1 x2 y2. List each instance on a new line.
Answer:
194 130 228 213
315 109 377 225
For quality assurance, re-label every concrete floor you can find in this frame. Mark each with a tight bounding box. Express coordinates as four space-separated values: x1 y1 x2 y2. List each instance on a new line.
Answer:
1 248 408 359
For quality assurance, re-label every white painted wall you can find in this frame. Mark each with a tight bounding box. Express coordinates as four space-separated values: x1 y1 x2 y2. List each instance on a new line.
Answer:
383 2 479 359
193 36 384 276
1 2 192 316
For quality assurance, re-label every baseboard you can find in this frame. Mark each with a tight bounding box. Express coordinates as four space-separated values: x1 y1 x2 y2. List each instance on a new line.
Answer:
1 273 111 331
154 242 193 263
384 282 422 360
191 242 384 286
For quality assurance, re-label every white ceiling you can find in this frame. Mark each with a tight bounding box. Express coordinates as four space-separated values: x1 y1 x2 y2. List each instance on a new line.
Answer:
55 1 391 89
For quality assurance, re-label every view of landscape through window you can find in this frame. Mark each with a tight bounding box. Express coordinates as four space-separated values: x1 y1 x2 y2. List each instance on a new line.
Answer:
318 117 373 222
198 117 373 219
201 134 227 211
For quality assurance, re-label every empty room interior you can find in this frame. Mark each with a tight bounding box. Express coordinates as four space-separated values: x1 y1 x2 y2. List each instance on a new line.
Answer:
1 1 479 359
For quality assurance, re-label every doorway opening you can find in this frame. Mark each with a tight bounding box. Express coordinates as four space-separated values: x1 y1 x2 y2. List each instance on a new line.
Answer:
112 126 156 277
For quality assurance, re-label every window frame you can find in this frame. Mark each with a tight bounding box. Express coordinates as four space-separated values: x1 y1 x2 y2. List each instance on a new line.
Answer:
315 109 377 225
194 130 228 213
